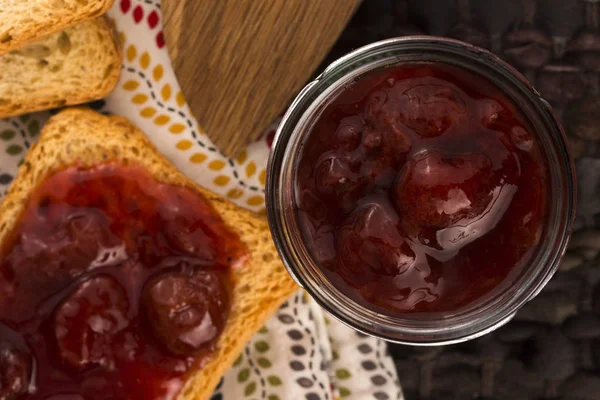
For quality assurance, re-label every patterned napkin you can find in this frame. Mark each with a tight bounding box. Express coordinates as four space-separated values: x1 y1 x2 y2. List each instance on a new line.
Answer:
0 1 403 399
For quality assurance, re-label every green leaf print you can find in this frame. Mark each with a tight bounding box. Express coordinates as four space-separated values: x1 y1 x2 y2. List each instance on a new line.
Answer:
0 130 15 140
267 376 282 386
238 368 250 383
336 369 352 380
268 395 280 400
257 357 272 368
255 341 270 353
7 145 23 155
339 387 352 397
332 350 339 361
233 354 244 367
244 381 257 396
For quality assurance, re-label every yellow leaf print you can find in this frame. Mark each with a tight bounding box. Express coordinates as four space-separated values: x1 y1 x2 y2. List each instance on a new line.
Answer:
154 115 170 126
153 65 164 81
140 107 157 118
161 84 172 101
227 188 244 199
126 45 136 62
169 123 185 134
236 150 247 164
259 169 266 186
122 80 139 91
213 176 231 186
132 94 148 105
176 140 193 150
246 162 257 177
140 52 150 69
176 91 186 108
208 160 226 171
190 153 207 164
247 196 264 206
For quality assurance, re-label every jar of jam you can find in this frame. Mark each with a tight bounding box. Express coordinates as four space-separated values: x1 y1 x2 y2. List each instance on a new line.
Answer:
266 37 576 344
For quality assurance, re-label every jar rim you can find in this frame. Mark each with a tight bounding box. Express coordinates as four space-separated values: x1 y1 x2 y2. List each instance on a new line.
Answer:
266 36 576 345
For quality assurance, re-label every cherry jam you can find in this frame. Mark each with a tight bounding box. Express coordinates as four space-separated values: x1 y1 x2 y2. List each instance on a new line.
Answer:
0 163 246 400
296 63 548 314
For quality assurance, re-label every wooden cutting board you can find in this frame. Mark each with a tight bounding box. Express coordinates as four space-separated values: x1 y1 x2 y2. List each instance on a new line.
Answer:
163 0 359 157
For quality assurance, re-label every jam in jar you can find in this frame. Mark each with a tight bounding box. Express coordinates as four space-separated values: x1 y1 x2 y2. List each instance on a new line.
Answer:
296 62 548 314
0 163 246 399
267 37 575 344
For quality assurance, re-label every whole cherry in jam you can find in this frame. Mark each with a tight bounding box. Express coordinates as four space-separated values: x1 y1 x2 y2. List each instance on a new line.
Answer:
143 263 229 356
336 195 415 287
313 150 368 212
296 63 548 314
392 145 519 252
0 163 246 400
365 78 468 139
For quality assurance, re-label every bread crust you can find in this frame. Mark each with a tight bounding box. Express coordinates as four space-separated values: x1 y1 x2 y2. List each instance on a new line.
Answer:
0 17 122 119
0 0 115 55
0 108 298 400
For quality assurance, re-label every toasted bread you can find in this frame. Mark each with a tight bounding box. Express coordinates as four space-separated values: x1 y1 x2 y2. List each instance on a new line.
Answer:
0 17 121 119
0 108 298 399
0 0 114 55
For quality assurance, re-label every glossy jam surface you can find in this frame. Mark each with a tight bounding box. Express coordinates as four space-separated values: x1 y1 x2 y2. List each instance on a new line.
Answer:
0 163 246 400
296 63 548 314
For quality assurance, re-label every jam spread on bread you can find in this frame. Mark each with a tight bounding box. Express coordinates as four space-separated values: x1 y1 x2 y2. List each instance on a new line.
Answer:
296 63 548 314
0 163 246 399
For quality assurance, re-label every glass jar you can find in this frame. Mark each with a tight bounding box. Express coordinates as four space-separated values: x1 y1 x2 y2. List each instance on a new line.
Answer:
265 36 576 345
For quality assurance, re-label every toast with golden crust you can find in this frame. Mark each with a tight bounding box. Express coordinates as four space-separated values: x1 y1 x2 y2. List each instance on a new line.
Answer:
0 107 298 400
0 17 122 119
0 0 115 55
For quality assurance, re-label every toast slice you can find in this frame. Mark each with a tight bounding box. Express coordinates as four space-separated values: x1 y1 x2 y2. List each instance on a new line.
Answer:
0 17 121 119
0 108 298 399
0 0 114 55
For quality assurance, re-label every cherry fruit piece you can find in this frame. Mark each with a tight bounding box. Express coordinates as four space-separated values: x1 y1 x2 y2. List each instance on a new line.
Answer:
66 212 113 264
143 265 228 356
336 195 416 287
363 89 413 155
392 149 519 251
164 218 216 261
365 81 468 139
393 151 492 235
399 83 468 138
335 115 364 150
20 211 116 279
54 276 130 370
314 152 367 212
0 342 31 400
